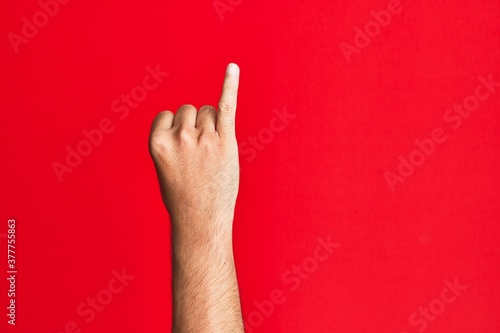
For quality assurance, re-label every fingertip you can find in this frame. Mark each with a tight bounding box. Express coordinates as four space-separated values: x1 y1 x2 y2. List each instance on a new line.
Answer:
227 63 240 75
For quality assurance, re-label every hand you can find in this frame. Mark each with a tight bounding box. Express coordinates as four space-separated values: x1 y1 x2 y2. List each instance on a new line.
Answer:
149 63 241 236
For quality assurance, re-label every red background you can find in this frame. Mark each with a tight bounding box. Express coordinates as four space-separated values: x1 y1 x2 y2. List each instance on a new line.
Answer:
1 0 499 332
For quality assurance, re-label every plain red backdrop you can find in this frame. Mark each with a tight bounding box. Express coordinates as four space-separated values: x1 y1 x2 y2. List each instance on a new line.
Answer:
1 0 499 332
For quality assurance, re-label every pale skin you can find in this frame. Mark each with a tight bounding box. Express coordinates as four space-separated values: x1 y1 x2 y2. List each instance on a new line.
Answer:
148 63 244 332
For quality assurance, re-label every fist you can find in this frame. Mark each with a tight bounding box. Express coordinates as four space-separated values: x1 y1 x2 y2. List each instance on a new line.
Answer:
149 63 241 233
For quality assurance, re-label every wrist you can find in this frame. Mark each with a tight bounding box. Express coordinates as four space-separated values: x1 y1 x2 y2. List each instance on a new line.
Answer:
171 219 236 285
171 207 234 233
171 216 234 249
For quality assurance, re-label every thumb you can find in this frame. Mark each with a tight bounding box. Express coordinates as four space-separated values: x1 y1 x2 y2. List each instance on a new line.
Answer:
217 63 240 136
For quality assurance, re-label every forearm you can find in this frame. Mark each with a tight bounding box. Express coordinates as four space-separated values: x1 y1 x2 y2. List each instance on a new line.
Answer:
172 217 243 333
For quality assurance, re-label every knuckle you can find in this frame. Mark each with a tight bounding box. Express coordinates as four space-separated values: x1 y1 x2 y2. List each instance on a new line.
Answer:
177 127 195 144
179 104 197 112
199 104 215 112
223 80 235 92
198 131 217 144
218 102 233 114
151 110 172 128
149 133 170 156
198 106 216 118
159 110 173 116
158 110 173 119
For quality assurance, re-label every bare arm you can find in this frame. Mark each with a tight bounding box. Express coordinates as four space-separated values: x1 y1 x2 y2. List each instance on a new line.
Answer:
149 63 244 332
